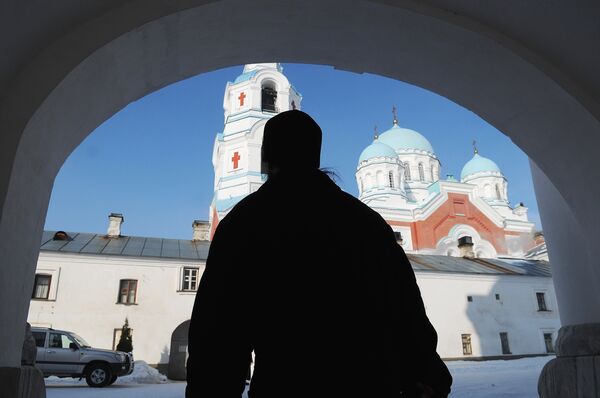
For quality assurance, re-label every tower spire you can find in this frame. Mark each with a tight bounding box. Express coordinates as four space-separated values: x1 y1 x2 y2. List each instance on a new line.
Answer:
392 105 398 125
472 139 479 154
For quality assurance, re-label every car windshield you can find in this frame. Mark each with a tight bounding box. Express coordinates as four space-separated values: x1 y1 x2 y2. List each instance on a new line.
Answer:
70 333 91 348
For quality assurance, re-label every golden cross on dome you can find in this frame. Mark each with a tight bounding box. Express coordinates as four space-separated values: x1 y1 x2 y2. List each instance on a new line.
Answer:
472 139 479 154
392 105 398 125
374 124 379 140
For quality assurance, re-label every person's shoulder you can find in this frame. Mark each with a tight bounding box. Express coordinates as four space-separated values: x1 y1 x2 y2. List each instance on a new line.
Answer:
335 189 391 231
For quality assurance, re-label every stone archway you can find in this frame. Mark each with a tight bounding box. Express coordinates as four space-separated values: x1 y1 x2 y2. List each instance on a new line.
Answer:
1 1 599 396
167 320 190 381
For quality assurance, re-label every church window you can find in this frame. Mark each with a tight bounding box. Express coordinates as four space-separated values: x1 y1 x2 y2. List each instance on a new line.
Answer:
393 231 402 242
495 293 501 300
544 333 555 353
182 267 199 291
418 163 425 182
388 171 394 188
467 295 473 302
261 82 277 112
430 166 434 182
404 163 411 181
118 279 138 304
32 274 51 299
499 332 511 354
461 334 472 355
536 292 548 311
496 184 502 200
53 231 70 241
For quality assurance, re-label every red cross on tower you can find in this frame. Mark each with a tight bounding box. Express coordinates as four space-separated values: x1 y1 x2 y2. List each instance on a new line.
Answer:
231 151 241 169
238 92 246 107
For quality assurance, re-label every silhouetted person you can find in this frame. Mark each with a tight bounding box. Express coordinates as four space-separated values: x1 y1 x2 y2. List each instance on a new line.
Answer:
186 110 452 397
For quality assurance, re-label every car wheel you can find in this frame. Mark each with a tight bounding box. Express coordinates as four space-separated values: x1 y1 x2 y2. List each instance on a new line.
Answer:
109 375 118 385
85 363 112 387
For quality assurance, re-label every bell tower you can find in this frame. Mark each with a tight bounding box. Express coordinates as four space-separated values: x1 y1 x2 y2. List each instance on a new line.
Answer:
209 63 302 237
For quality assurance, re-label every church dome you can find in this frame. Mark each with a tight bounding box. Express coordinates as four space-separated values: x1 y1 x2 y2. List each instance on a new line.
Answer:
358 140 398 164
377 124 435 154
461 153 501 180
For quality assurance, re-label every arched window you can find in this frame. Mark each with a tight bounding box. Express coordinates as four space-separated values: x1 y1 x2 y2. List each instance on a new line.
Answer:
418 163 425 182
430 166 434 182
261 81 277 112
359 177 364 193
496 184 502 200
404 163 411 181
388 171 394 188
365 173 373 190
376 171 384 187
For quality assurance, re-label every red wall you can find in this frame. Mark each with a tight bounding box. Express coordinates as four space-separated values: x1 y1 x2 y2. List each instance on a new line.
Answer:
387 193 518 254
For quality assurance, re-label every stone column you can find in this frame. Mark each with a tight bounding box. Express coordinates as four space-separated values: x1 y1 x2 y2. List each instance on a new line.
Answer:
532 163 600 397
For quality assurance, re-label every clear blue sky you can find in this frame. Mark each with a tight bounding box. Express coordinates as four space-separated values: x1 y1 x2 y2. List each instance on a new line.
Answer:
45 63 541 239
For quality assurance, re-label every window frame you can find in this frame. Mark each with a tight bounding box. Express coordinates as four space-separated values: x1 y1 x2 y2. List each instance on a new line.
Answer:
499 332 511 354
418 163 425 182
404 162 411 181
543 332 555 353
461 334 472 355
388 171 394 188
32 273 52 300
536 291 549 311
117 279 138 305
181 267 200 292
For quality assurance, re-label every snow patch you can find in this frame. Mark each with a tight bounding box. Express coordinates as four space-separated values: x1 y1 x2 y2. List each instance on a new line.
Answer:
119 361 168 384
44 361 168 385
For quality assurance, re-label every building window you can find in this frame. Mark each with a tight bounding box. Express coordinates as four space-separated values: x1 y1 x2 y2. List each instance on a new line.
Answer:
462 334 472 355
388 171 394 188
32 274 51 299
496 184 502 200
261 84 277 112
536 292 548 311
467 295 473 302
404 163 411 181
500 332 511 354
544 333 555 353
430 167 434 182
393 231 402 242
495 293 501 300
182 267 199 291
418 163 425 182
118 279 138 304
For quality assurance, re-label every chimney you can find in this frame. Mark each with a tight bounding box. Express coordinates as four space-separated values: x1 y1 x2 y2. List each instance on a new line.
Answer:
107 213 124 237
192 220 210 241
458 236 475 258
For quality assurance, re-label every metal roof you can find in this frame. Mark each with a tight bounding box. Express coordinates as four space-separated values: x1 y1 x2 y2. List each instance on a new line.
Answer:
407 254 551 277
39 231 552 277
40 231 210 261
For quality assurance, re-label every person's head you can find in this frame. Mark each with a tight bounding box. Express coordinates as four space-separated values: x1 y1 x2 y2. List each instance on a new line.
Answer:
261 110 322 176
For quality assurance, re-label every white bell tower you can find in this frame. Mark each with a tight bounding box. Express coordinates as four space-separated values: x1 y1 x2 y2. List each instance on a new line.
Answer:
208 63 302 236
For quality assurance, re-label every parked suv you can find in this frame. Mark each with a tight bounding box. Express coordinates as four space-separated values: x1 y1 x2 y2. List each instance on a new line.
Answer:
31 327 134 387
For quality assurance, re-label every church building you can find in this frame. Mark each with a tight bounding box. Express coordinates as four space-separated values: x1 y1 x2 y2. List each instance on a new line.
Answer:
27 63 559 377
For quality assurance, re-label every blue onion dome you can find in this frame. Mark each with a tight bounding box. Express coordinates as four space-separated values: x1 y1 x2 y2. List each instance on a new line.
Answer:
377 123 435 154
358 140 398 165
461 153 502 180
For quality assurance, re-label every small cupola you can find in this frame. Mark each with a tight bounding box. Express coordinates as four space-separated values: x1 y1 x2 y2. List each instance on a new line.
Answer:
458 236 475 258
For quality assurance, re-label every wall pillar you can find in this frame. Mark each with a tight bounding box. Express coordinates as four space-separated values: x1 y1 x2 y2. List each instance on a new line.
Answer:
531 162 600 397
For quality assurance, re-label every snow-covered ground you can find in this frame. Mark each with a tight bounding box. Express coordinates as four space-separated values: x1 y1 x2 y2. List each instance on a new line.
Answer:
45 356 553 397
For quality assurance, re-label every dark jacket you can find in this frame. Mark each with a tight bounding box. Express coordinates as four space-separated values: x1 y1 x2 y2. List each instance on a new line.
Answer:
186 169 451 397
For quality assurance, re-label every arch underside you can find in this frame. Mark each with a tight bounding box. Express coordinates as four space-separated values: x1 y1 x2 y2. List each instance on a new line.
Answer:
1 0 599 367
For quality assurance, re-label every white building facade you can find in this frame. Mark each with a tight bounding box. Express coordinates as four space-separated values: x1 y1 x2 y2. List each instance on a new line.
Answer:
28 224 559 367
